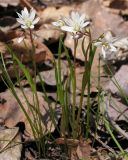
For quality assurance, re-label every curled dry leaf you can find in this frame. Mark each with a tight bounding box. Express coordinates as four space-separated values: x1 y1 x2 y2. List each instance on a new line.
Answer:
76 140 91 159
0 0 20 7
39 6 73 23
11 38 54 63
36 60 68 86
100 0 128 11
80 0 128 38
38 0 71 6
35 24 61 44
0 127 22 160
101 96 128 122
0 38 54 81
56 138 91 160
0 16 18 33
0 88 61 140
105 65 128 97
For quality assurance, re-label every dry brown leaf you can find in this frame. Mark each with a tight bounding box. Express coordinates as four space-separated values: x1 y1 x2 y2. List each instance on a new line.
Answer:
56 138 91 160
38 0 72 6
39 5 74 23
102 96 128 122
76 140 91 159
0 88 61 140
0 38 54 80
100 0 128 9
105 65 128 97
0 0 20 7
0 127 22 160
11 38 54 63
75 0 128 40
35 24 61 43
0 16 18 33
36 60 68 86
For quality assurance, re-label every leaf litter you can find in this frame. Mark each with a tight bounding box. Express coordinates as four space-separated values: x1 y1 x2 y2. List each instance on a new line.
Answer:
0 0 128 159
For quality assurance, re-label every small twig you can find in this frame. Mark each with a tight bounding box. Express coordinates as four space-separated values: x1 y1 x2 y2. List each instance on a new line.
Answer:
116 108 128 121
0 128 19 153
20 0 41 17
20 0 33 9
90 131 116 155
105 97 128 140
108 116 128 140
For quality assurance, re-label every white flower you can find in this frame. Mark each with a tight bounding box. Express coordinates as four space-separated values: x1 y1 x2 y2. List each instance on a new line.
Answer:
94 32 117 59
62 12 89 33
52 11 90 39
16 7 40 29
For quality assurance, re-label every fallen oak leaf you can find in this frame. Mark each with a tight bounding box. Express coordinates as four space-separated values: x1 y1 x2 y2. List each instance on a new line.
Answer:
0 0 20 7
10 38 54 63
76 139 91 159
0 127 22 160
0 88 61 140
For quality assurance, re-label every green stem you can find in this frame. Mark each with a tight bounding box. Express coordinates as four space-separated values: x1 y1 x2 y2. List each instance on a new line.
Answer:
92 56 101 146
29 29 44 156
72 38 78 138
76 40 90 135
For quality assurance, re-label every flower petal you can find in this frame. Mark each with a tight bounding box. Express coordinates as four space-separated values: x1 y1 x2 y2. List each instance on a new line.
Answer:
101 46 107 58
52 22 59 26
16 12 23 19
110 44 117 52
80 14 86 22
16 18 25 25
29 8 36 21
94 42 102 47
52 20 64 27
32 17 40 25
71 12 79 22
30 25 34 29
82 21 90 28
22 7 29 18
61 26 74 32
21 25 28 29
63 17 73 26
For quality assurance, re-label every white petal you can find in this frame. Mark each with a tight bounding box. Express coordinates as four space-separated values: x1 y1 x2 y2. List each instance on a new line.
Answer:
110 44 117 52
21 25 28 29
61 26 74 32
104 31 113 42
71 11 76 19
71 12 79 21
94 42 102 47
52 21 63 27
32 17 40 25
63 17 73 26
21 7 29 19
29 8 36 21
30 25 34 29
16 18 25 25
16 12 23 19
76 12 80 21
80 14 86 22
52 22 59 26
101 46 107 58
82 21 90 28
